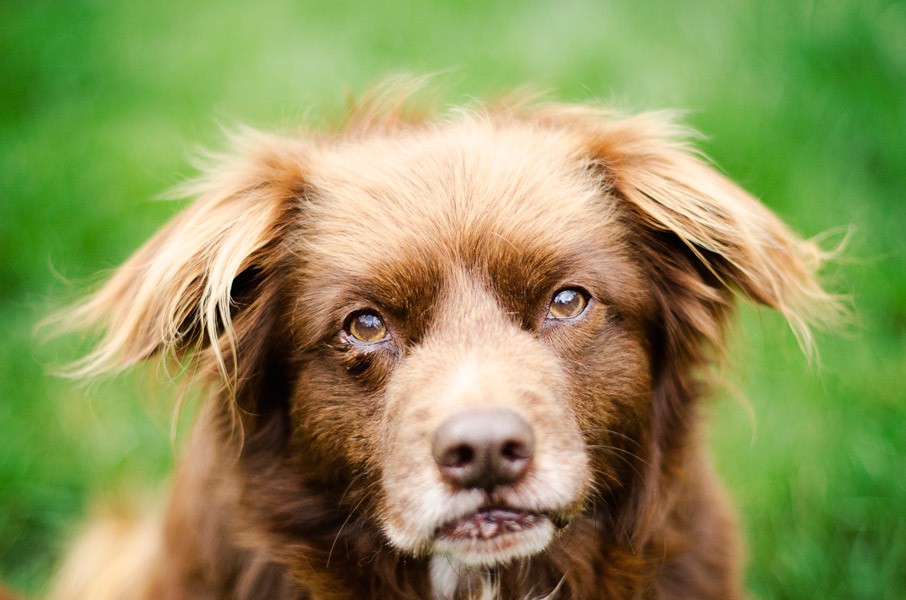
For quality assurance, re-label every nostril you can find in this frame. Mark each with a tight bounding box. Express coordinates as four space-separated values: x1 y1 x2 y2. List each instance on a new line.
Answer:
440 444 475 468
501 440 531 461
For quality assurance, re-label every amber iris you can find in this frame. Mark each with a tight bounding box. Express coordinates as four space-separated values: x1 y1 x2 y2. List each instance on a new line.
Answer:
548 288 588 319
348 312 388 343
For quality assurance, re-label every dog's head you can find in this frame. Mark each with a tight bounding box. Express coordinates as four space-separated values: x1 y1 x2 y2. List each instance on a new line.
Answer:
66 98 834 571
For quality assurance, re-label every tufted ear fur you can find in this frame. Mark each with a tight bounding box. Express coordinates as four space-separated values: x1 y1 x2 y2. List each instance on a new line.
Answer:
60 130 310 390
527 108 841 363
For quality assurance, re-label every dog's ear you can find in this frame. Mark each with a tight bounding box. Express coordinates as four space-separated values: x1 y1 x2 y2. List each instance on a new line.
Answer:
61 130 309 381
561 110 839 356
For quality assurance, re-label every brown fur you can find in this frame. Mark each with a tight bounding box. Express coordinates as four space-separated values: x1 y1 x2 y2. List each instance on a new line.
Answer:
50 90 838 600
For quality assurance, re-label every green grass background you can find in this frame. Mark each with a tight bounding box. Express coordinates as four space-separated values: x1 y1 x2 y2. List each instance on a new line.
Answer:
2 0 904 597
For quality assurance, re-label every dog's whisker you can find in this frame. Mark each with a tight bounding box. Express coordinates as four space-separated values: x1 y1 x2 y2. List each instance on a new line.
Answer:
587 447 648 482
326 486 375 569
488 230 520 254
586 444 651 467
580 428 643 448
337 468 374 506
587 466 621 489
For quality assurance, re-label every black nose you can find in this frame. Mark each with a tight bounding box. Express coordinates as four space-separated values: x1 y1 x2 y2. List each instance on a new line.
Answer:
431 408 535 491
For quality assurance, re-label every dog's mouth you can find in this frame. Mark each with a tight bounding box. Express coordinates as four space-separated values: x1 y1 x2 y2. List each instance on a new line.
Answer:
432 508 556 566
438 508 544 540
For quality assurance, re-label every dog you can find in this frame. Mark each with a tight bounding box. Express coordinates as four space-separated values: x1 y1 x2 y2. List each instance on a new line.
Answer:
48 90 836 600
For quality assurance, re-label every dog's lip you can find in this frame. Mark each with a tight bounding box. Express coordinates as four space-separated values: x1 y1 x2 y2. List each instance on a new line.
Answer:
435 507 548 541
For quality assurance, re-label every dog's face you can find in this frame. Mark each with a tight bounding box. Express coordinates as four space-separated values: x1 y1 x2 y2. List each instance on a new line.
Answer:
67 100 831 576
292 123 653 565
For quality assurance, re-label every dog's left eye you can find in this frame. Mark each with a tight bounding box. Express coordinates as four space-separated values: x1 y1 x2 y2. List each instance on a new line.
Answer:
346 311 388 344
548 288 589 320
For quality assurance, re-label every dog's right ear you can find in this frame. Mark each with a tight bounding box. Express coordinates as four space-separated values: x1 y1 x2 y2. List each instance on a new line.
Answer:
536 108 840 353
59 130 310 381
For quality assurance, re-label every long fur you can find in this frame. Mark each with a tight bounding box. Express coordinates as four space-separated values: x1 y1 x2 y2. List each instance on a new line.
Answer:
49 89 839 600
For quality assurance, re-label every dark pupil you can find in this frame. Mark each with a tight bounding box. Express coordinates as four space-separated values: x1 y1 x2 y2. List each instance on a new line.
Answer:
555 289 579 309
357 313 383 334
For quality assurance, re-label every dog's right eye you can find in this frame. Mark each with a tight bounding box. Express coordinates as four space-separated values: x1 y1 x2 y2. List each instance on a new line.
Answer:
346 311 388 344
548 287 590 320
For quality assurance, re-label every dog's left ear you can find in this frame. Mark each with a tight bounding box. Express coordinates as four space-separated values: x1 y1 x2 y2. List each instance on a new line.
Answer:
60 131 310 382
573 111 839 353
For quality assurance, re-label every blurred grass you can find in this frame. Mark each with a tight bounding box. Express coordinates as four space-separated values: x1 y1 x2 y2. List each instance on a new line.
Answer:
1 0 904 597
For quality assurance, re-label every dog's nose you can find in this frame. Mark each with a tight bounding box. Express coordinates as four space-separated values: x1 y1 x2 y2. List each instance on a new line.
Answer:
431 408 535 491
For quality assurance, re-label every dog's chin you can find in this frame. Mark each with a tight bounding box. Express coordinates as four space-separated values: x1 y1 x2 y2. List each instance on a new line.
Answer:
431 508 556 566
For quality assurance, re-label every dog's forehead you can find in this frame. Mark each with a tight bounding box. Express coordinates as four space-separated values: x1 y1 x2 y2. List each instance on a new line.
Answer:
301 119 623 280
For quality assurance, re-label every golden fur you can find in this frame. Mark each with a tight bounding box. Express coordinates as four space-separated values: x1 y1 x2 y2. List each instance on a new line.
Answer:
49 90 837 600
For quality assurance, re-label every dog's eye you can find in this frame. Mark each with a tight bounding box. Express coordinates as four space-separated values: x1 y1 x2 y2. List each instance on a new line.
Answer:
347 311 388 344
548 288 589 320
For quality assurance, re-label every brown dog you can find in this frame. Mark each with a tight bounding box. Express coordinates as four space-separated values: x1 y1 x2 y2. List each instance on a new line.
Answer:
50 92 836 600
